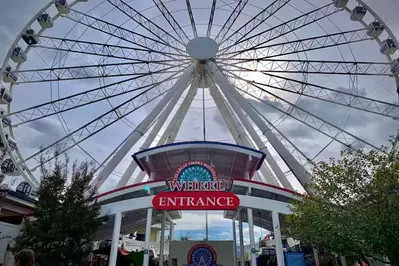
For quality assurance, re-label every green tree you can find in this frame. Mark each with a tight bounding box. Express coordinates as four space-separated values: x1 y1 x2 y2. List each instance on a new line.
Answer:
285 148 399 266
13 153 106 266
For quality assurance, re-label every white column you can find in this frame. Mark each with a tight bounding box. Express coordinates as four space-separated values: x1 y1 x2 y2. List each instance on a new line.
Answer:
272 211 285 266
91 64 196 189
232 220 238 266
108 212 122 266
340 256 347 266
169 222 175 241
238 211 245 266
247 187 257 266
313 248 320 266
159 211 166 266
210 62 312 189
143 207 153 266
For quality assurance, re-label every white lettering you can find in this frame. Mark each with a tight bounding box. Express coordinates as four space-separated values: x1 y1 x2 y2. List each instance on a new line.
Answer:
159 197 167 206
197 197 205 206
216 197 226 206
187 197 195 206
168 181 183 191
227 197 234 206
205 197 215 206
167 197 176 206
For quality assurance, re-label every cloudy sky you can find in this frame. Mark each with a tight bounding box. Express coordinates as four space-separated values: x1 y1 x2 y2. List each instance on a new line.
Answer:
1 0 399 243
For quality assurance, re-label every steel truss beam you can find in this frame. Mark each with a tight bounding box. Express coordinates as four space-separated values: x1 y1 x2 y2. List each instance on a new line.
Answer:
219 29 371 59
91 64 196 189
219 59 393 76
65 9 185 56
218 0 291 49
23 66 192 170
12 61 189 84
152 0 190 44
8 65 186 126
186 0 198 38
225 70 399 119
219 3 341 54
214 0 248 44
228 75 385 153
208 62 312 189
32 35 188 62
107 0 186 51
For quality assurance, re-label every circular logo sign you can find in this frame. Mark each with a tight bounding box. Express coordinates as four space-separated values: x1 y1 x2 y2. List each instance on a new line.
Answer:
185 244 219 266
174 161 217 182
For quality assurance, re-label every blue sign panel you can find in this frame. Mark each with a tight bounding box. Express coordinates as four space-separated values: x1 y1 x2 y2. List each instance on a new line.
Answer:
285 252 305 266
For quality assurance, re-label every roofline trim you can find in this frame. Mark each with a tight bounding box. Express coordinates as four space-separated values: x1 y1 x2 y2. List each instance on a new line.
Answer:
132 141 266 172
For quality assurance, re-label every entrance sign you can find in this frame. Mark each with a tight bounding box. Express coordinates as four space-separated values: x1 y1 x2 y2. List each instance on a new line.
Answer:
152 160 239 210
152 191 239 210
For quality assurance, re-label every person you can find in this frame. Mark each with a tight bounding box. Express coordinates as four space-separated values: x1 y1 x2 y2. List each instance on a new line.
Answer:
13 249 35 266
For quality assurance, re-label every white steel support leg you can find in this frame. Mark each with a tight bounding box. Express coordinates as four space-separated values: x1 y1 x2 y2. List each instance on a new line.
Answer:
210 76 289 187
222 91 280 185
133 79 200 184
209 82 271 184
159 211 166 266
232 219 238 266
108 212 122 266
272 211 285 266
209 62 312 189
116 76 198 188
238 211 245 266
209 83 249 146
143 207 153 266
159 79 200 145
91 64 196 189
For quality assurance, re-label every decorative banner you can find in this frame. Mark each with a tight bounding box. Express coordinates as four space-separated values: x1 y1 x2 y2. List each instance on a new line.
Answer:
152 191 239 210
152 160 240 210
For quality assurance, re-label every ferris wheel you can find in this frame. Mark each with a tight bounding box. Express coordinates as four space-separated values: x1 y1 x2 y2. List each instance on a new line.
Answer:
1 0 398 192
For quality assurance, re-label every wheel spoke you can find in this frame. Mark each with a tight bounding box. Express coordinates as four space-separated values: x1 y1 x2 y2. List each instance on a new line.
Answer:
13 61 190 83
219 29 371 59
186 0 198 38
22 68 188 169
153 0 190 44
31 35 188 62
107 0 186 51
207 0 217 38
219 3 341 54
214 0 249 44
250 103 312 165
65 8 185 56
224 70 399 119
8 65 187 125
220 59 393 76
225 72 387 152
218 0 291 49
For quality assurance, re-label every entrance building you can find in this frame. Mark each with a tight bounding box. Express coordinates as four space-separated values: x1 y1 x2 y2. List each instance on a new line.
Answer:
95 141 297 266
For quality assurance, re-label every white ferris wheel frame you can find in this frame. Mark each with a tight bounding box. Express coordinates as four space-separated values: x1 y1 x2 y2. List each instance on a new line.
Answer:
0 0 398 191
